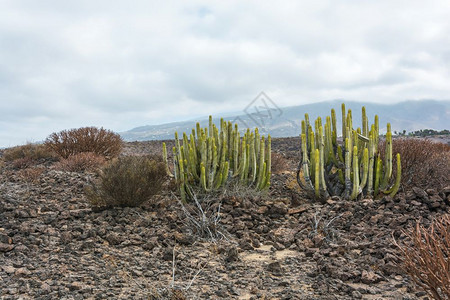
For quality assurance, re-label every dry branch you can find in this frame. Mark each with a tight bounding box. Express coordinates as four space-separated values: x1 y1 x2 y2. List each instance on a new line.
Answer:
394 215 450 300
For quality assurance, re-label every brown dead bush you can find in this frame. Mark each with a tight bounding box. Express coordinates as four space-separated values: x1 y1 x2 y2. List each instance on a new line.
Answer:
380 138 450 191
55 152 107 172
45 127 123 159
11 157 34 169
85 155 166 208
394 215 450 300
18 167 45 184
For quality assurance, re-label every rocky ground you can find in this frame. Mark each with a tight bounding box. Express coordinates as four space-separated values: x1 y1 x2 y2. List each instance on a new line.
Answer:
1 137 449 299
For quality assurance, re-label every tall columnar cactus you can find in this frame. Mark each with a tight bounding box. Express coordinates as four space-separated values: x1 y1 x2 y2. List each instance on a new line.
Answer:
297 104 401 202
163 116 271 201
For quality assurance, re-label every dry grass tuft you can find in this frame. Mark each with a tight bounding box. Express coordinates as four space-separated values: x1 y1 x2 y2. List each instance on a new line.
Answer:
17 167 45 184
394 215 450 300
11 157 34 169
54 152 106 172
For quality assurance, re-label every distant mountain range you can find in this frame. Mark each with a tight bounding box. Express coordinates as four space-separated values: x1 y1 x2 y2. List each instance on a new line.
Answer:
120 100 450 141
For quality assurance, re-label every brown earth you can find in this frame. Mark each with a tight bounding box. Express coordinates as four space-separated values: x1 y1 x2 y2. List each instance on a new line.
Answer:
1 137 449 299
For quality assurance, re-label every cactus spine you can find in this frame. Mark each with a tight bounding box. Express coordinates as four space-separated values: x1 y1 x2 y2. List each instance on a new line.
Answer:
297 104 401 201
163 116 271 201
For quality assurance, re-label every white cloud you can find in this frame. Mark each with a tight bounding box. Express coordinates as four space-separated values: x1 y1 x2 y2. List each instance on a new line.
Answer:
0 0 450 146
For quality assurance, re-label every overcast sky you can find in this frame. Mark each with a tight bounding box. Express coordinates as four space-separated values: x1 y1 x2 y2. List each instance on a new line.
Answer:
1 0 450 147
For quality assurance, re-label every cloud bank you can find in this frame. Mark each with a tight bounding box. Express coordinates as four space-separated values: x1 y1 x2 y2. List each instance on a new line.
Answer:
1 0 449 146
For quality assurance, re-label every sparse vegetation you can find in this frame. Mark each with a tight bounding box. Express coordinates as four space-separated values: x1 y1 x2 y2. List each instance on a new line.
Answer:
394 215 450 300
408 129 450 137
45 127 123 159
54 152 107 172
85 155 166 208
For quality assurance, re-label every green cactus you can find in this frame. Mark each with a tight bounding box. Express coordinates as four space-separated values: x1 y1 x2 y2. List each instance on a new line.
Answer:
297 104 401 201
162 143 173 177
163 116 271 201
384 153 401 196
350 146 359 200
359 148 369 191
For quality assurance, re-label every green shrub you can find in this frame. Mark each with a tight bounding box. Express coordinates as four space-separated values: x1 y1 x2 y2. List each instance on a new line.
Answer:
55 152 107 172
85 155 166 208
45 127 123 159
408 129 450 137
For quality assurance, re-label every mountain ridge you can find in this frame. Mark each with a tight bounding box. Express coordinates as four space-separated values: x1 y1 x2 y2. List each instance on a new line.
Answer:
121 100 450 141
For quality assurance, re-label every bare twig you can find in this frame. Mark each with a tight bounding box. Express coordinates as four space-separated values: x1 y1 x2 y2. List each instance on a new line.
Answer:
309 212 341 242
174 189 231 242
185 262 207 291
171 243 177 289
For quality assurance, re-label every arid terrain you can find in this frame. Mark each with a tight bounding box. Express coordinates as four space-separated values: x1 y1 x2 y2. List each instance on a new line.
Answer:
1 137 449 299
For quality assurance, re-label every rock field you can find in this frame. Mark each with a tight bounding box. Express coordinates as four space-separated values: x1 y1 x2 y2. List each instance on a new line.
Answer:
1 137 449 299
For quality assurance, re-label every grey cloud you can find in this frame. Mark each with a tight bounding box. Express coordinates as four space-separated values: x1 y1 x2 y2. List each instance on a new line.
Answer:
1 1 450 147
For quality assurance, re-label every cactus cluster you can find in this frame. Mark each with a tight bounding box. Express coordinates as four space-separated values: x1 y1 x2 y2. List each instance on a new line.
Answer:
163 116 271 201
298 104 401 201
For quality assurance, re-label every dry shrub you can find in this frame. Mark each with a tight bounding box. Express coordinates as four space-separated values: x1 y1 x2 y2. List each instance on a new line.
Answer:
286 173 302 193
381 138 450 191
45 127 123 159
55 152 106 172
271 152 289 174
3 143 56 163
85 155 166 208
18 167 45 184
394 215 450 300
12 157 34 169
